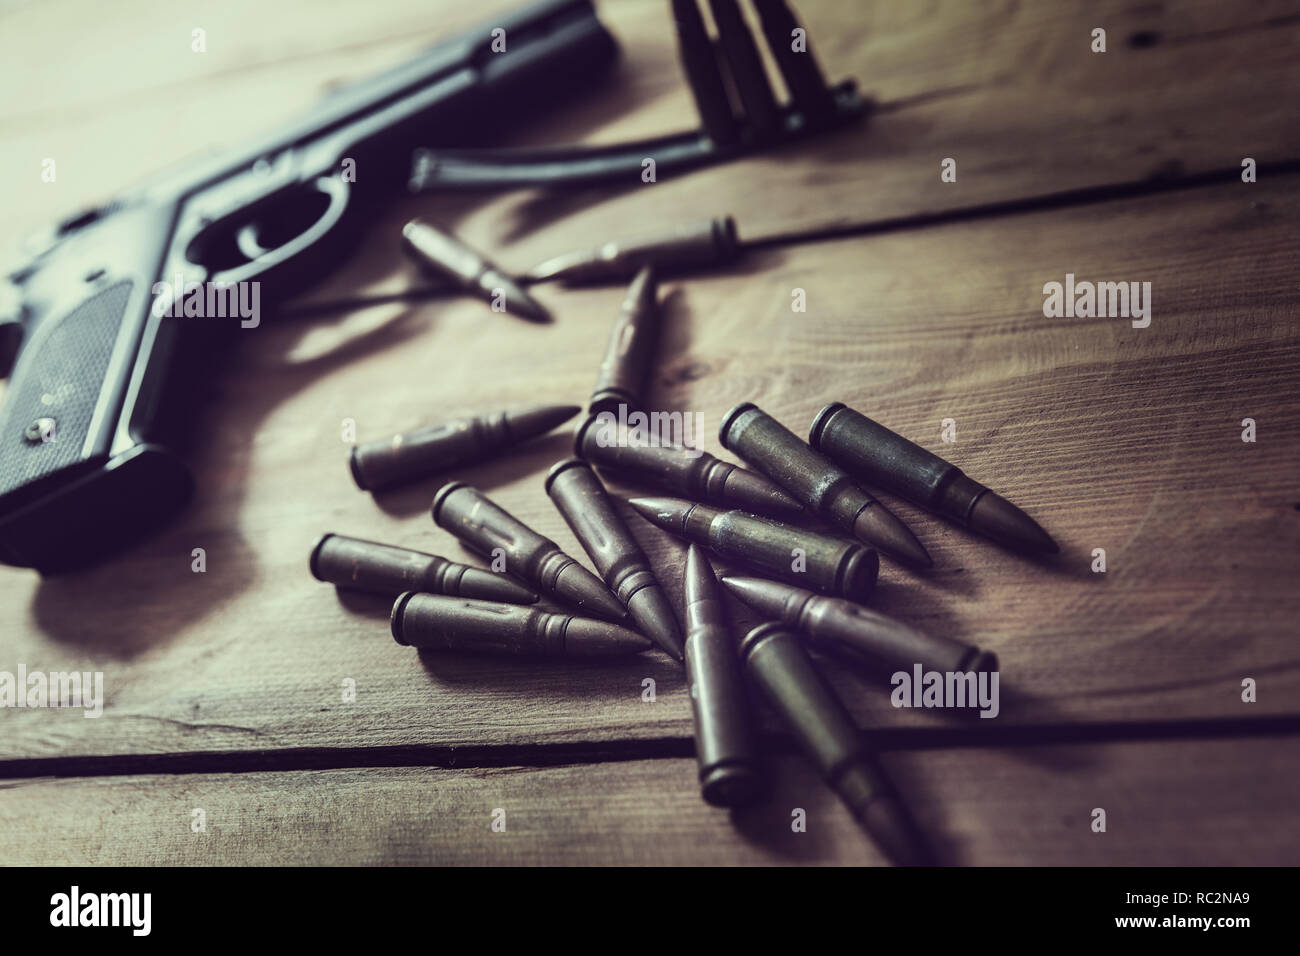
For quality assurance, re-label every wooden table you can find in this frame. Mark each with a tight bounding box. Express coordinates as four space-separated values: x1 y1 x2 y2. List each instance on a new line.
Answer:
2 0 1297 865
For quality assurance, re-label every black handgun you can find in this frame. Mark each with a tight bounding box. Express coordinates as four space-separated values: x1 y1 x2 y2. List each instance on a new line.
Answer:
0 0 616 572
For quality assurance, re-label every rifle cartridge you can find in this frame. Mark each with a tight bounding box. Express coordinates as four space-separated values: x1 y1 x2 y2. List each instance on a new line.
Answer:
432 482 627 622
809 402 1058 556
720 402 931 569
589 266 661 417
311 533 537 603
628 496 878 602
350 404 578 492
545 459 684 661
575 415 804 521
392 592 651 657
722 576 995 676
740 622 933 866
684 545 764 806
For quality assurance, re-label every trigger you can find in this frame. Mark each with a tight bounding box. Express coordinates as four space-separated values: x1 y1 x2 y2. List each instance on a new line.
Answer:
236 222 269 260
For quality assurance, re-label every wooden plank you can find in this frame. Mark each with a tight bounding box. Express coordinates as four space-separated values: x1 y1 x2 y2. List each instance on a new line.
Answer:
3 737 1297 865
3 0 1299 244
1 174 1296 760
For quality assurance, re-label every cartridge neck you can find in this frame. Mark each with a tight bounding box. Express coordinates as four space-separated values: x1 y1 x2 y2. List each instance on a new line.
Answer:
823 478 874 527
933 472 987 526
783 587 820 630
423 553 456 593
682 501 721 541
532 548 575 590
688 452 733 500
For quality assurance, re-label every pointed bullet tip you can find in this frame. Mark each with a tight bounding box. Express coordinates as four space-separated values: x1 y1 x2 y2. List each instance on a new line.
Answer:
523 252 583 285
640 618 686 662
508 298 552 323
684 544 718 607
854 505 931 570
718 574 748 596
626 497 692 529
895 539 933 571
631 262 657 289
504 405 582 446
685 541 702 570
721 467 807 521
484 270 551 323
717 575 790 616
553 561 628 623
969 492 1058 558
594 594 632 622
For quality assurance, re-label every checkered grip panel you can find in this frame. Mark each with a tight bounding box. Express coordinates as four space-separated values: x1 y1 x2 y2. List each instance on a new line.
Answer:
0 281 133 497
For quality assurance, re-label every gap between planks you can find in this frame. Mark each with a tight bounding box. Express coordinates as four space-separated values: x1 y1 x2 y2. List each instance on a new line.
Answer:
4 713 1300 782
744 159 1300 249
293 159 1300 315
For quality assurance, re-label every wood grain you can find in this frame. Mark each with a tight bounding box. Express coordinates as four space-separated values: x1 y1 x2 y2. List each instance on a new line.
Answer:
3 737 1297 865
0 0 1297 877
1 175 1295 761
3 0 1299 246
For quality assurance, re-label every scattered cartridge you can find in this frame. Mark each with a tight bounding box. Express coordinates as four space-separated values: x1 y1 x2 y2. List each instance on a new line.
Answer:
670 0 740 145
351 404 579 492
753 0 836 120
310 533 537 604
391 592 651 657
740 622 933 866
589 265 662 417
722 576 995 677
575 415 804 521
720 402 931 569
709 0 781 137
526 217 741 286
810 402 1059 557
684 545 764 807
546 459 684 661
432 482 627 622
401 218 549 322
628 496 878 602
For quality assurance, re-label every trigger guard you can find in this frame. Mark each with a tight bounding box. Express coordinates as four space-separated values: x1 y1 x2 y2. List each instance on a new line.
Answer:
208 176 351 287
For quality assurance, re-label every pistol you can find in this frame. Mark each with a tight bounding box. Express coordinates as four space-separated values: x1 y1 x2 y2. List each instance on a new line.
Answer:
0 0 616 572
